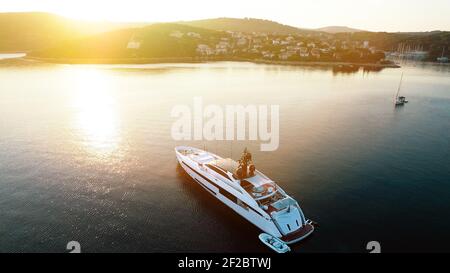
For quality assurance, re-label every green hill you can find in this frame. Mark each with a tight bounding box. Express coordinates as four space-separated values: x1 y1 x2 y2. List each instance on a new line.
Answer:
30 23 225 59
178 17 314 35
0 12 78 52
0 12 146 52
3 12 448 62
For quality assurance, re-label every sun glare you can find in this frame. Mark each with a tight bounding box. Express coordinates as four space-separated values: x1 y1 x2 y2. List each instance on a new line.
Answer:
54 2 113 21
68 67 120 157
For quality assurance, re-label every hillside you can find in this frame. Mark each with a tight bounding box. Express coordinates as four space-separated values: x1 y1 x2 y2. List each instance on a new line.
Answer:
3 12 447 63
316 26 364 33
30 23 224 59
0 12 77 52
178 17 314 35
0 12 147 52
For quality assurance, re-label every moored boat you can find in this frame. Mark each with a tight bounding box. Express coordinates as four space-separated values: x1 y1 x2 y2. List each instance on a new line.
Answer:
394 72 408 106
175 146 315 245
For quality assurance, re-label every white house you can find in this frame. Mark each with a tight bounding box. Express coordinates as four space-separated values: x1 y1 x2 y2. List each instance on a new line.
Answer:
127 40 141 49
196 44 214 56
237 38 247 46
187 32 201 38
299 47 309 57
170 31 184 38
215 41 230 54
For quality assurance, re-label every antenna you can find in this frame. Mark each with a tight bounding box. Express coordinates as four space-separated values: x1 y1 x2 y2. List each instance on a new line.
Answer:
230 141 233 160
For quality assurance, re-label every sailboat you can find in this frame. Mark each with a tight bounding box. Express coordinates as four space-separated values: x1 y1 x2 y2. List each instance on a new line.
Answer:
437 47 449 63
394 72 408 106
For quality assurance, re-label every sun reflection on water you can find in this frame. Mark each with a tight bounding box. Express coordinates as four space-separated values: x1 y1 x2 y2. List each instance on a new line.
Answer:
68 67 121 157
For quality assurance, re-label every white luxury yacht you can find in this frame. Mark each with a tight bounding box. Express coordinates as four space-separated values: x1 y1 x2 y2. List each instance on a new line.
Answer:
175 146 314 244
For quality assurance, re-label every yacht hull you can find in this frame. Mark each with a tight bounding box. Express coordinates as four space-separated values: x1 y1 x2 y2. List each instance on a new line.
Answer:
177 155 282 237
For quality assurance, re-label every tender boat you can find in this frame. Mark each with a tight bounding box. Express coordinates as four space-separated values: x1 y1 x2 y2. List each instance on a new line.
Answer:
175 146 315 245
259 233 291 253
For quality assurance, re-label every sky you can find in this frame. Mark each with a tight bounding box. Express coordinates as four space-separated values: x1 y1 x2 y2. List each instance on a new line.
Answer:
1 0 449 32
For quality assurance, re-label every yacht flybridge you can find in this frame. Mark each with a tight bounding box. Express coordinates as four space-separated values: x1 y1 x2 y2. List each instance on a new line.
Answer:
175 146 315 246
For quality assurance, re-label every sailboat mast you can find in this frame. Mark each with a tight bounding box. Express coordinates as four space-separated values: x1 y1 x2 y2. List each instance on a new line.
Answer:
396 72 404 99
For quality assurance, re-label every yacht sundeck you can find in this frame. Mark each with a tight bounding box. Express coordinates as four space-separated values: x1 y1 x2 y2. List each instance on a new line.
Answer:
175 146 314 245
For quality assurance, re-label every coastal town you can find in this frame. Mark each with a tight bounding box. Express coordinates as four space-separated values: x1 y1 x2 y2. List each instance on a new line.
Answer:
163 29 388 64
5 13 444 66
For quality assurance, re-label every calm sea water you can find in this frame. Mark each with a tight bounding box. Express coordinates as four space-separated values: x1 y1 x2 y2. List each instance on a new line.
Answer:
0 57 449 253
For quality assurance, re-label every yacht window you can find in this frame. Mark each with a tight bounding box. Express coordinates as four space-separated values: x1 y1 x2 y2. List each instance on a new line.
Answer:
237 200 249 210
219 188 237 203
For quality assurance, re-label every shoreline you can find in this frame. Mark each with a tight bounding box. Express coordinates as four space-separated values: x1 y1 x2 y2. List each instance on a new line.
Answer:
249 59 400 68
23 56 401 68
